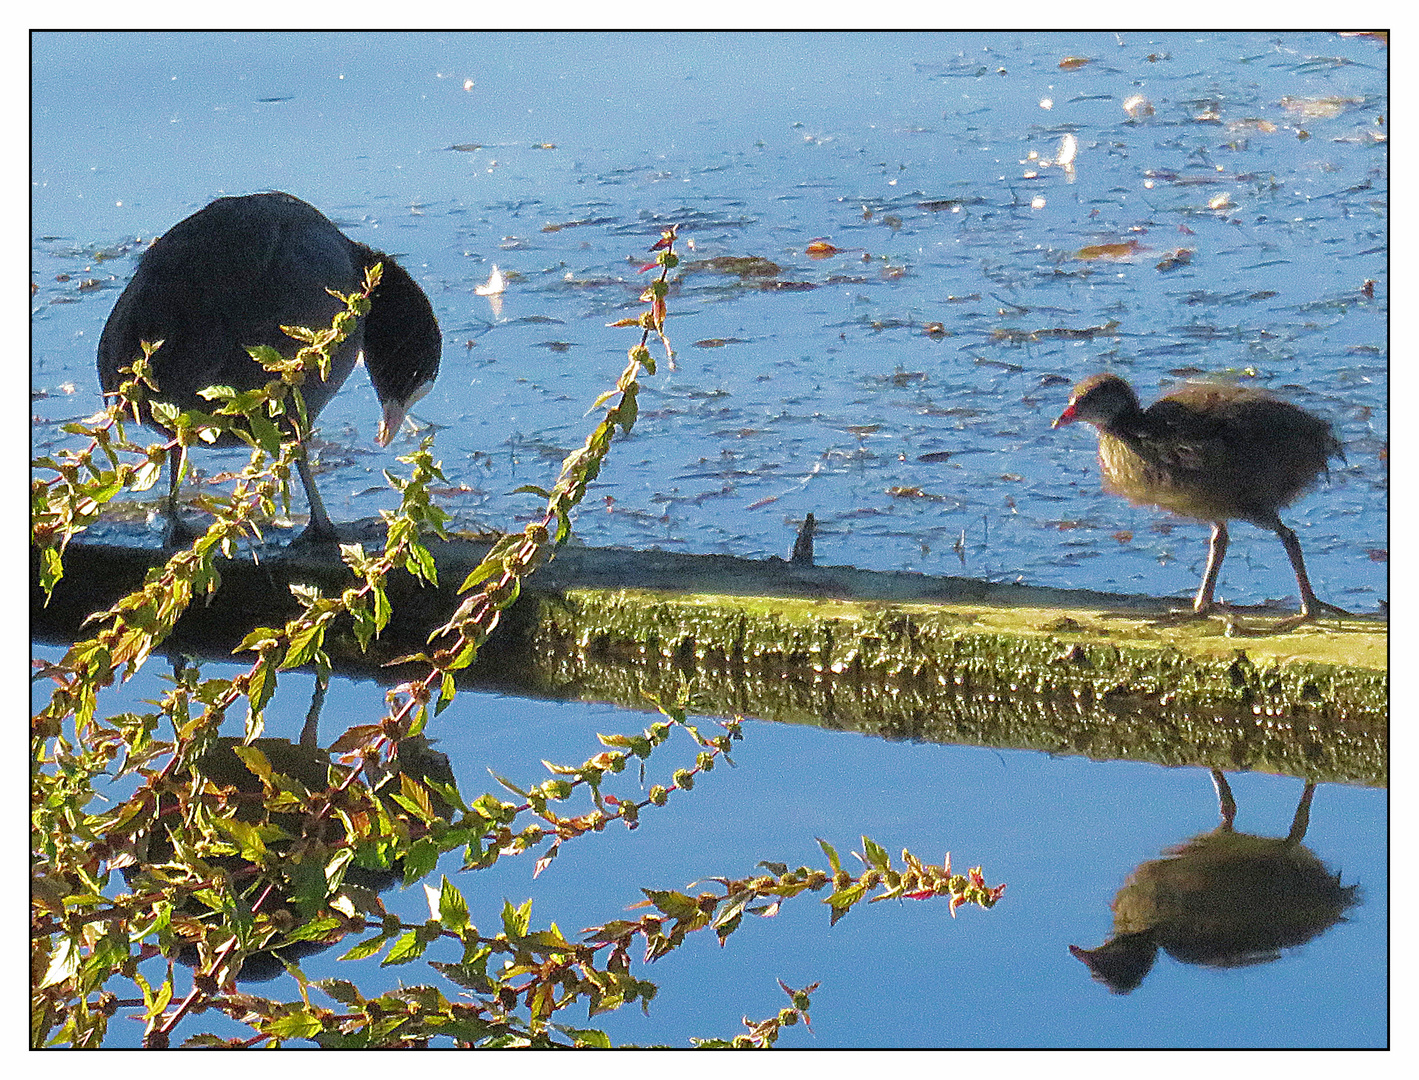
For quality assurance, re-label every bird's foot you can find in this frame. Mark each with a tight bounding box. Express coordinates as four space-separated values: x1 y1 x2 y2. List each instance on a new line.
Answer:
1269 600 1355 633
290 521 344 545
1312 599 1357 619
1145 607 1223 628
160 514 203 550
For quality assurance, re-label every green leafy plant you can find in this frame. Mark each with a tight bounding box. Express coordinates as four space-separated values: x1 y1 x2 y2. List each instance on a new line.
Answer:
31 227 1004 1048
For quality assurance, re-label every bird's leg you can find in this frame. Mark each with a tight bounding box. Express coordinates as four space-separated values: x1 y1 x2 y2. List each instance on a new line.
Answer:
1286 782 1317 845
162 446 197 545
1193 522 1228 613
294 449 339 541
1211 769 1237 831
1146 522 1236 626
1272 520 1354 628
299 671 329 747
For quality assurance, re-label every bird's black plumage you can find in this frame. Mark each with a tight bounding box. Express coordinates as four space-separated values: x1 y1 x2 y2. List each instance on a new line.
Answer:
97 191 441 537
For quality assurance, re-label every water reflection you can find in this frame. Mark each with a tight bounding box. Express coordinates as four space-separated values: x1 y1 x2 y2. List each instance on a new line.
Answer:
124 668 455 984
1070 768 1360 994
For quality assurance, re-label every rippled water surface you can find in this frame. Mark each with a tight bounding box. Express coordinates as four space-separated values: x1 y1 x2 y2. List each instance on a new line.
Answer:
33 30 1387 611
31 31 1387 1049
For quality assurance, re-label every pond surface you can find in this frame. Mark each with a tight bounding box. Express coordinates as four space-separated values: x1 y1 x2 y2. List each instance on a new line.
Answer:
36 646 1385 1049
33 30 1387 611
31 31 1387 1048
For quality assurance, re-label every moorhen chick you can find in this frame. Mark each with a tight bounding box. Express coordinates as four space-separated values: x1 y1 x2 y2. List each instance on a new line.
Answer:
1053 372 1344 623
97 192 442 539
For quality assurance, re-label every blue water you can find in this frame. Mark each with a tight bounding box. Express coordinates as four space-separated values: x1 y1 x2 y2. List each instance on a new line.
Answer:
33 30 1387 610
35 650 1386 1049
31 31 1387 1048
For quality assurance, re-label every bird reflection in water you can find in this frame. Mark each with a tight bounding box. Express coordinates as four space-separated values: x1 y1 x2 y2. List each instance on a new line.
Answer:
1070 769 1360 994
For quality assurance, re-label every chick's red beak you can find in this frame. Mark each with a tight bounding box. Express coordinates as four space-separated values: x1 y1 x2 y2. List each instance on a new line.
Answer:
1052 403 1078 429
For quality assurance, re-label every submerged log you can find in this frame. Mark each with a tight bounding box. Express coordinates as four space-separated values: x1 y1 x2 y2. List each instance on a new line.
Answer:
32 522 1387 786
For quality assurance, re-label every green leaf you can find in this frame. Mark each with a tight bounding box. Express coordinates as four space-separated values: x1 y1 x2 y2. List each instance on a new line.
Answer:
393 774 435 824
263 1009 324 1039
502 897 533 938
401 836 441 885
405 542 438 585
381 929 428 965
816 837 842 875
490 772 527 798
316 979 365 1007
284 916 343 944
245 652 279 725
437 876 470 933
435 672 457 716
423 775 468 814
524 924 572 952
586 388 619 414
642 889 700 920
861 835 891 871
456 556 505 594
528 980 555 1028
246 344 285 368
237 626 282 653
212 816 269 861
38 546 64 596
555 1025 612 1048
232 745 273 785
39 933 81 989
825 881 867 910
339 931 392 962
247 406 283 454
281 621 327 671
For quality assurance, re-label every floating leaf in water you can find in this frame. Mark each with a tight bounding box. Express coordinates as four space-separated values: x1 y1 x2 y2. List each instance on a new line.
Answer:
1058 56 1092 70
1156 249 1193 272
686 255 781 278
1075 240 1142 261
1227 117 1277 133
1281 95 1360 120
805 239 841 257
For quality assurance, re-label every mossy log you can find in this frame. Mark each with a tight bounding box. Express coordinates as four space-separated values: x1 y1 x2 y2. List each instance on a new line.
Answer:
32 523 1387 787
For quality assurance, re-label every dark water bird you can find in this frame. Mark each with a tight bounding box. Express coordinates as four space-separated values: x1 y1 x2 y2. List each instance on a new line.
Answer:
97 191 441 538
1053 372 1344 623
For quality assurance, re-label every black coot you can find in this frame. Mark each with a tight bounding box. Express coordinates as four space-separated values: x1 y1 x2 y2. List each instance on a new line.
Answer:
97 192 441 538
1053 372 1344 622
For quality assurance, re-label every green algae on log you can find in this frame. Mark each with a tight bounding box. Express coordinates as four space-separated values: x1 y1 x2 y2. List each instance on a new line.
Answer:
32 533 1387 786
509 589 1385 787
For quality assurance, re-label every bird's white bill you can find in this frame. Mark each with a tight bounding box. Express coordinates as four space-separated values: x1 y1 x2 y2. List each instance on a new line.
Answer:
375 380 433 447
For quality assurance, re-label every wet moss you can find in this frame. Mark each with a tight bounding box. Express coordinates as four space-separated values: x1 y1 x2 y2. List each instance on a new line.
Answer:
513 589 1386 786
